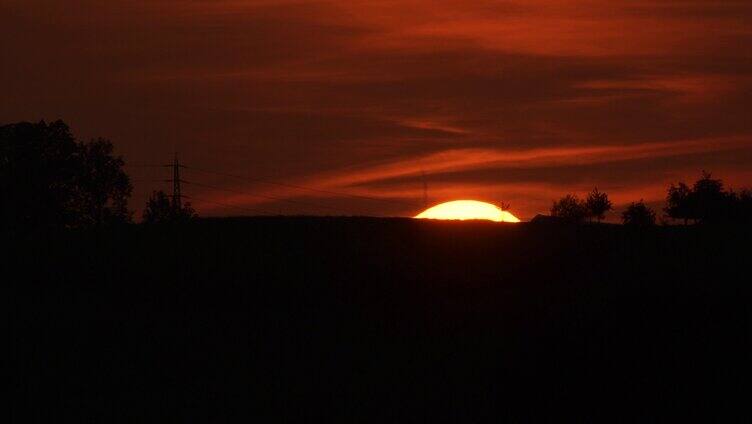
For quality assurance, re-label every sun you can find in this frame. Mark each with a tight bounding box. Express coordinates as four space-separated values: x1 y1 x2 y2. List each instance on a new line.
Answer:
415 200 521 222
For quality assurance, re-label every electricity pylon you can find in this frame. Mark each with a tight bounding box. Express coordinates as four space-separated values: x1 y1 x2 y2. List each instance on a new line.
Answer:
421 171 428 209
171 152 185 213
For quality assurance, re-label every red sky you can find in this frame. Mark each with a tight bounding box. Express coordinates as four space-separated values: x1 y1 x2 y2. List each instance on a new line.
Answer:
3 0 752 219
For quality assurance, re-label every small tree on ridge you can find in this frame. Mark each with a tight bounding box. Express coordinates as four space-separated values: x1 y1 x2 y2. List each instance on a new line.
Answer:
586 187 612 223
622 200 656 227
551 194 589 223
142 190 196 224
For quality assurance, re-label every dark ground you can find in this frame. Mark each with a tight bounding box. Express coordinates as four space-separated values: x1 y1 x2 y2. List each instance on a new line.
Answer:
6 217 751 421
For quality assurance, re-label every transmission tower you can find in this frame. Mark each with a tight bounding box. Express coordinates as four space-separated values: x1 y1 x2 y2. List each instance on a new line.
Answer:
421 171 428 209
171 152 183 212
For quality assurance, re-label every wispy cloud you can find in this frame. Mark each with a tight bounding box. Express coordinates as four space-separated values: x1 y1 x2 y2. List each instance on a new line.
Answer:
309 136 751 189
2 0 751 219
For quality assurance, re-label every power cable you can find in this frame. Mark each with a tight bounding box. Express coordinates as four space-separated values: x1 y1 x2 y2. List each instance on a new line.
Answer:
187 196 277 216
182 165 421 210
183 180 358 215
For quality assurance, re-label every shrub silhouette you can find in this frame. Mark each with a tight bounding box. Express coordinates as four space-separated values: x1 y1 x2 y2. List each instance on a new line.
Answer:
585 187 612 222
1 120 132 233
551 194 588 223
143 190 197 224
622 200 656 227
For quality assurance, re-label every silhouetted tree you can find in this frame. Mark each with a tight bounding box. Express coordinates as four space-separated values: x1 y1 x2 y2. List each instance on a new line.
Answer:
142 190 196 224
585 187 612 223
68 138 132 226
0 120 132 233
665 182 692 224
622 200 656 227
724 188 752 224
664 171 739 224
737 189 752 223
551 194 588 223
691 171 730 223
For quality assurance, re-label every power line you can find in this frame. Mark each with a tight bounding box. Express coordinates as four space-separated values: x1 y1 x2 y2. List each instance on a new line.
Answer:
188 196 277 216
130 179 171 184
124 164 170 168
128 158 425 217
171 153 183 212
421 170 428 209
184 180 358 215
182 165 421 210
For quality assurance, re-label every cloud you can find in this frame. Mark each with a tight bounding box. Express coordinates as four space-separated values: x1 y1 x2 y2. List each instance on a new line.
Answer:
310 136 750 188
2 0 751 220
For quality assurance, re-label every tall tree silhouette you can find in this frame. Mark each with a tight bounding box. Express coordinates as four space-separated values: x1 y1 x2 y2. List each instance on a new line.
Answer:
0 120 132 233
585 187 612 223
142 190 196 224
622 200 656 227
551 194 588 223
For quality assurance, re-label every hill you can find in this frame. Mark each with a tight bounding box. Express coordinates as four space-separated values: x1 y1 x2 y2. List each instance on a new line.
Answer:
7 217 750 420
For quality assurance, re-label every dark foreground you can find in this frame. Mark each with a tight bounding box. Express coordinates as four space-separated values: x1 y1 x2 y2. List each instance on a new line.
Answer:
7 218 751 420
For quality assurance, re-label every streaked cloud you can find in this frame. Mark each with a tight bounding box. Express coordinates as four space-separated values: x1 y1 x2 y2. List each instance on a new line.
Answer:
2 0 751 219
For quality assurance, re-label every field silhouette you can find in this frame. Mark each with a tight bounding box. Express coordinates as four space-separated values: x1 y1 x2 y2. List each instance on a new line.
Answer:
8 217 749 420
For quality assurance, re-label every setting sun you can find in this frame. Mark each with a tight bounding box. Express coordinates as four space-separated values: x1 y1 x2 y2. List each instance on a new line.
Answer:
415 200 521 222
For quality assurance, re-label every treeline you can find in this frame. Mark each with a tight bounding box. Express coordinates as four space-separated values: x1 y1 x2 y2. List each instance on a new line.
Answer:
0 121 195 235
2 120 751 233
551 173 752 226
0 120 132 231
665 172 752 224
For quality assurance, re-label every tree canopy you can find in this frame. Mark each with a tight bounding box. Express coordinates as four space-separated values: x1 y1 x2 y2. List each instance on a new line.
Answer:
585 187 612 222
0 120 132 233
551 194 589 223
622 200 656 227
665 171 750 224
143 190 197 224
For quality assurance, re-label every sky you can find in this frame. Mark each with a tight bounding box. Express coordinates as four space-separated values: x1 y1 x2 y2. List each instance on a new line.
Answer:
2 0 752 220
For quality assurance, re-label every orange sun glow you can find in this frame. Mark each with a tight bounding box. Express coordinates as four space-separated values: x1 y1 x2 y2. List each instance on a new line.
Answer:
415 200 521 222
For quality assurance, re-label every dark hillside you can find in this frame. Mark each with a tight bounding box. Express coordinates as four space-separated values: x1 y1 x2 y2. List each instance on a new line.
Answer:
7 218 751 420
